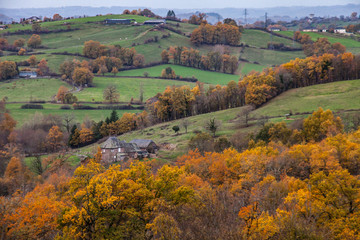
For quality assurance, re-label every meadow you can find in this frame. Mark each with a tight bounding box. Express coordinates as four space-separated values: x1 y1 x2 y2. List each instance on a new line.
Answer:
6 103 142 126
74 76 198 102
115 64 239 85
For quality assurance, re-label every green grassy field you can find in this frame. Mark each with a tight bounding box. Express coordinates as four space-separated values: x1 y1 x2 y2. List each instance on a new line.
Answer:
6 103 142 126
74 77 198 102
241 47 305 66
0 78 71 102
241 29 301 48
115 64 239 85
238 62 266 75
252 79 360 117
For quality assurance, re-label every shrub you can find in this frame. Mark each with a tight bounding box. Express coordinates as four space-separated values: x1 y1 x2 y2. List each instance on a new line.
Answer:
20 104 43 109
60 105 71 110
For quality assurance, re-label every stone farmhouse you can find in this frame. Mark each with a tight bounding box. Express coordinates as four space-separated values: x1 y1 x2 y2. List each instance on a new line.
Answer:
100 137 157 164
130 139 159 154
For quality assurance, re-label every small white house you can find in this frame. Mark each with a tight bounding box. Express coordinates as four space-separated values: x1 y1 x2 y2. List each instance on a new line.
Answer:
334 28 346 34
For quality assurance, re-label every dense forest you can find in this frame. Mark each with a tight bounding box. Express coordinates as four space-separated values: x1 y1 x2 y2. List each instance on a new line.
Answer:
1 107 360 239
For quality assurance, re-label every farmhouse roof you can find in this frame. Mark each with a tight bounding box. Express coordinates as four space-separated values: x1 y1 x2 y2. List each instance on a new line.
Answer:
101 137 126 149
130 139 156 148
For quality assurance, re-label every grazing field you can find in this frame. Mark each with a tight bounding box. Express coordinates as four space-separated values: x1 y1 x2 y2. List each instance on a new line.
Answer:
241 47 305 66
0 78 72 102
115 64 239 85
74 77 198 102
6 103 142 126
253 79 360 117
241 29 301 48
238 62 266 75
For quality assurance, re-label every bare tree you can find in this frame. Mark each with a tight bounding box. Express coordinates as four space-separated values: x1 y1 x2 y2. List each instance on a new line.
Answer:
63 113 75 133
103 84 120 104
181 118 190 133
238 105 255 127
139 82 144 104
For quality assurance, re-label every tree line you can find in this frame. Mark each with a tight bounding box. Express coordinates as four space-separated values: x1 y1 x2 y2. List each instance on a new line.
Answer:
161 46 239 74
190 22 242 46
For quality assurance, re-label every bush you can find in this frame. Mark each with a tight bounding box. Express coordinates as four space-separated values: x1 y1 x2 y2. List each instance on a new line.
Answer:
60 105 71 110
73 104 96 110
29 100 46 103
172 125 180 133
188 132 214 153
20 104 43 109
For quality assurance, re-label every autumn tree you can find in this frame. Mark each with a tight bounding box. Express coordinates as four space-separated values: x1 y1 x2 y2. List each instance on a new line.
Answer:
161 50 170 63
27 34 41 48
37 58 49 75
103 84 120 103
0 61 18 80
133 54 145 67
31 22 41 32
27 55 37 67
0 38 8 50
111 67 118 76
83 40 106 59
45 126 64 152
72 67 94 86
161 67 176 79
13 38 25 48
56 86 69 103
303 107 343 142
18 48 26 55
52 13 63 21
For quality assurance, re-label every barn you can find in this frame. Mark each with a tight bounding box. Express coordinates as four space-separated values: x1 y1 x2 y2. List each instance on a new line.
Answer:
130 139 159 154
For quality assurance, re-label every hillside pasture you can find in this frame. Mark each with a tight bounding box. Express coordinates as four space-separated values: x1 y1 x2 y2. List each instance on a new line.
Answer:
116 64 239 85
0 78 72 102
74 76 198 102
241 29 302 48
6 103 142 127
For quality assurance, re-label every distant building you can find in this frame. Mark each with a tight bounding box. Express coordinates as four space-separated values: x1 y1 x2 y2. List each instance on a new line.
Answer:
130 139 159 154
104 19 134 25
303 28 318 32
100 137 151 164
144 19 166 25
26 16 41 22
334 28 346 34
268 27 281 32
19 71 37 78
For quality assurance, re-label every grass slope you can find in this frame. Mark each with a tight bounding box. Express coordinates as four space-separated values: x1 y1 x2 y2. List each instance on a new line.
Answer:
241 29 301 48
74 77 197 102
115 64 239 85
6 103 142 127
0 78 71 102
253 79 360 117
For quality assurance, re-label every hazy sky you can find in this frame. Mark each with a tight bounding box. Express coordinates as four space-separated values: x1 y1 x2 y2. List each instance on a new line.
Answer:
0 0 358 9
